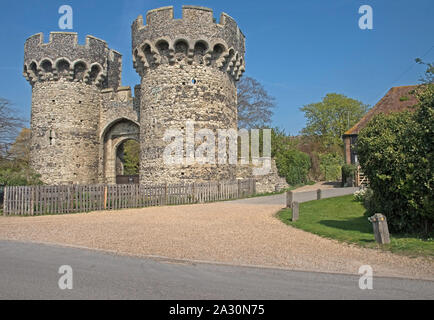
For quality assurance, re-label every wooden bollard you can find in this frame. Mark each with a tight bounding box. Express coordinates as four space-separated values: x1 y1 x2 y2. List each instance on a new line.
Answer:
292 201 299 222
317 189 322 200
286 191 293 208
368 213 390 244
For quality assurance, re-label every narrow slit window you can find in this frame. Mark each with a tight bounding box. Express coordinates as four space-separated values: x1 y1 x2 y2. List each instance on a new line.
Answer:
49 129 56 146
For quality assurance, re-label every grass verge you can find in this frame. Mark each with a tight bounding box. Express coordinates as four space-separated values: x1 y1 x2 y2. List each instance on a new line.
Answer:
277 194 434 258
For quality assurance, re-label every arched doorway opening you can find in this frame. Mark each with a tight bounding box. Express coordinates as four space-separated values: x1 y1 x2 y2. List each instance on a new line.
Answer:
101 118 140 184
115 139 140 184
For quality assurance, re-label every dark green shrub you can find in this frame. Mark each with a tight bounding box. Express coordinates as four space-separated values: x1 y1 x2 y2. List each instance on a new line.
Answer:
0 162 42 186
275 149 311 185
362 188 376 213
356 85 433 235
319 152 343 181
342 164 356 187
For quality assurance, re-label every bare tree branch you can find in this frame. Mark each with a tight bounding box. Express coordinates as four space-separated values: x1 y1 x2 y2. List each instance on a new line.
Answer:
237 77 276 129
0 98 25 157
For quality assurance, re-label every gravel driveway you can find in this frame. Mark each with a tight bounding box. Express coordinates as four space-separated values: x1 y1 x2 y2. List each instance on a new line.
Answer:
0 194 432 280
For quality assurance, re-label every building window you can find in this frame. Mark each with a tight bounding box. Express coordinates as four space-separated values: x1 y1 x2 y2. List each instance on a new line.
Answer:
49 129 56 146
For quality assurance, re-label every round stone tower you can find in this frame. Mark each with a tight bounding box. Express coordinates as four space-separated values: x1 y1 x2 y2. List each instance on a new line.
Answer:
132 5 245 184
23 32 122 184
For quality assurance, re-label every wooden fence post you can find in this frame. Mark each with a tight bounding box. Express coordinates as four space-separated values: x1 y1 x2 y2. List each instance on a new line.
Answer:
30 186 34 216
317 189 322 200
237 179 241 198
3 187 7 216
103 186 108 210
164 182 168 205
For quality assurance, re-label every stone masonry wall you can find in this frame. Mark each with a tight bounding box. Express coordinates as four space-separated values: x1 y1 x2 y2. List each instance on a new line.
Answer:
23 32 122 185
139 63 238 184
133 6 245 185
237 159 289 194
98 87 140 184
30 80 101 184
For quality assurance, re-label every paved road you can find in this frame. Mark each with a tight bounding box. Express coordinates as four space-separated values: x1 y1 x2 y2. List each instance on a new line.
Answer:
0 241 432 300
232 187 360 206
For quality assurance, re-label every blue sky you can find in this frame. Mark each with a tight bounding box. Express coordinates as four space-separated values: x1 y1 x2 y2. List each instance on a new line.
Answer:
0 0 433 135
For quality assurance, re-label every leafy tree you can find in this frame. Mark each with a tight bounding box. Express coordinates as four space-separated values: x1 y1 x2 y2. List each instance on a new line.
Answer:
271 127 296 157
0 100 38 186
237 76 276 129
300 93 369 147
122 140 140 175
8 128 31 165
0 128 40 186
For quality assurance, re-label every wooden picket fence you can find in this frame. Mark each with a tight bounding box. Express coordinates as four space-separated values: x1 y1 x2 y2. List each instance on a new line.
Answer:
2 179 256 216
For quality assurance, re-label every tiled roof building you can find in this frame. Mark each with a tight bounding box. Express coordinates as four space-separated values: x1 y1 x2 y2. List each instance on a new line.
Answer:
343 85 419 164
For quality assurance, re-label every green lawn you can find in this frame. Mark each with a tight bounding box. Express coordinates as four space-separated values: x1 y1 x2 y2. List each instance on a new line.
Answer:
278 195 434 258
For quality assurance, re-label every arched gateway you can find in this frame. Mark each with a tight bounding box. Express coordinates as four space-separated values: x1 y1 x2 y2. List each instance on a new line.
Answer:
100 118 140 184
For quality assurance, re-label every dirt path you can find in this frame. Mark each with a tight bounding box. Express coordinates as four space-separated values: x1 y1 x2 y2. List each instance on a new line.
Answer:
0 195 432 280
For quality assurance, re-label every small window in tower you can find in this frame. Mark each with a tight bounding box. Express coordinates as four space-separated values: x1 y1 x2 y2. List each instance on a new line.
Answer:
49 129 56 146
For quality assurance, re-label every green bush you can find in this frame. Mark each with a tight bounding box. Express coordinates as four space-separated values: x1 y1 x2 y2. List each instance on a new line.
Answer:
362 188 376 214
319 152 343 181
342 164 356 187
0 162 42 186
356 85 433 235
275 149 311 185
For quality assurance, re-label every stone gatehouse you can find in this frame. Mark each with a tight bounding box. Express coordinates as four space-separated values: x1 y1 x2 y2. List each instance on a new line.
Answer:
22 5 287 192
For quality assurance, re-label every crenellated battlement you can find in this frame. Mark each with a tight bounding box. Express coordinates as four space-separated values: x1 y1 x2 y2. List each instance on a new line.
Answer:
132 6 245 80
22 6 249 186
23 32 122 88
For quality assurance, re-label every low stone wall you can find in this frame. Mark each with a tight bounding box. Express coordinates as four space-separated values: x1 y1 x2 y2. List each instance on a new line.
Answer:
237 159 288 194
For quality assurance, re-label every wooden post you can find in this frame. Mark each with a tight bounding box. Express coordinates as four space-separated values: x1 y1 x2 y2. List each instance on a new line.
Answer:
237 179 241 198
317 189 322 200
286 191 293 208
30 186 34 216
368 213 391 244
3 187 7 216
103 186 108 210
292 201 299 222
164 182 168 205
